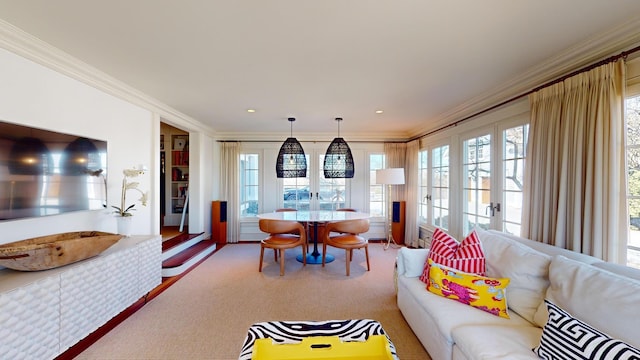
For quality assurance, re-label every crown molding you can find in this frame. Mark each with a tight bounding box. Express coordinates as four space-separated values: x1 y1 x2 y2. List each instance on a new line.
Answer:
409 17 640 139
214 130 410 143
0 19 216 136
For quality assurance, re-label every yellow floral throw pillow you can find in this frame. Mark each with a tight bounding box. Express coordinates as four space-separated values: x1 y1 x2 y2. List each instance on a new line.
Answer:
427 259 510 318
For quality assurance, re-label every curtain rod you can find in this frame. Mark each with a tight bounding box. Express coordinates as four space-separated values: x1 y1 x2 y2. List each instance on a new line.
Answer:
409 44 640 142
216 139 404 143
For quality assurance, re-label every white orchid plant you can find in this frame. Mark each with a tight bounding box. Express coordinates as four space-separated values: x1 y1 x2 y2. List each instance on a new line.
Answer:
112 168 149 217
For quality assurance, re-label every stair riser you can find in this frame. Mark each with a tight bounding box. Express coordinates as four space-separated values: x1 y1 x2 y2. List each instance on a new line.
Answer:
162 233 205 260
161 244 216 277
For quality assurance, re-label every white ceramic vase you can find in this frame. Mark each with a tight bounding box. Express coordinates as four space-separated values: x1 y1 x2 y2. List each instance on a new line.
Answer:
116 216 133 236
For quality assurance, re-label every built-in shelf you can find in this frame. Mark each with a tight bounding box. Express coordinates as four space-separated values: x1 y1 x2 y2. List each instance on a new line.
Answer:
171 135 189 215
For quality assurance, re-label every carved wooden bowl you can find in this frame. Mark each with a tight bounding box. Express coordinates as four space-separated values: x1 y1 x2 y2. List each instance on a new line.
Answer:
0 231 123 271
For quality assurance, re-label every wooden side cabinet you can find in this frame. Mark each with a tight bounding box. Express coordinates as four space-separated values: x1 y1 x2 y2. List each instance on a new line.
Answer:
212 200 227 244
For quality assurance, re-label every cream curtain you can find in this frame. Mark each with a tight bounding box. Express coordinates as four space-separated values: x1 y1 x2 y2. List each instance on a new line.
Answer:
384 143 409 244
404 140 420 247
384 143 407 201
221 142 240 243
522 60 627 263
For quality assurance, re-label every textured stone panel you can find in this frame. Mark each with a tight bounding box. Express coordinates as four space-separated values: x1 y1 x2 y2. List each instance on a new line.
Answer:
137 235 162 295
60 256 114 350
0 276 60 360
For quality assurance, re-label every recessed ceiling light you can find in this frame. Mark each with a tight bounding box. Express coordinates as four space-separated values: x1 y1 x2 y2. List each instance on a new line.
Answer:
247 109 256 113
375 110 384 114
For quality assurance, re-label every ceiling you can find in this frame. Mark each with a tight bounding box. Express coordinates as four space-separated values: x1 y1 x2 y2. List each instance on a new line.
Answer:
1 1 640 141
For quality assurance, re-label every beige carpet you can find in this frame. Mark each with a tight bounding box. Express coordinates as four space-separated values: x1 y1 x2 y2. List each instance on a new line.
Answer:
76 243 431 360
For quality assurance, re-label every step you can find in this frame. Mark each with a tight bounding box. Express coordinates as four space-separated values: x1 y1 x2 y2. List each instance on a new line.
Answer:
161 239 217 277
162 232 205 261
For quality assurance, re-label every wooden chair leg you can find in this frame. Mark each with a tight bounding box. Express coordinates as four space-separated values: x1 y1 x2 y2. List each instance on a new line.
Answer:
279 249 285 276
301 244 307 266
345 249 351 276
364 245 370 271
259 246 265 272
273 249 278 262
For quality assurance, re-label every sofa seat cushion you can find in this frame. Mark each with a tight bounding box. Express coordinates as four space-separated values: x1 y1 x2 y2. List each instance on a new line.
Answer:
477 229 551 326
451 324 541 360
398 276 531 345
535 255 640 348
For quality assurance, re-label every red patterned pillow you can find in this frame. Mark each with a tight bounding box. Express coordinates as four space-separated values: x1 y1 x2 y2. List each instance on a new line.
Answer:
419 228 486 284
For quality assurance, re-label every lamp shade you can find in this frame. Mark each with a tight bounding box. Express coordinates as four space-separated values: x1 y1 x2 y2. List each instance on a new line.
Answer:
276 137 307 178
323 117 354 178
375 168 405 185
323 137 355 178
276 117 307 178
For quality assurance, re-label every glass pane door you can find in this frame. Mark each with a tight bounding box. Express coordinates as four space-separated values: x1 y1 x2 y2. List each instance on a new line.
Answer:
463 134 492 234
318 154 346 210
282 155 311 210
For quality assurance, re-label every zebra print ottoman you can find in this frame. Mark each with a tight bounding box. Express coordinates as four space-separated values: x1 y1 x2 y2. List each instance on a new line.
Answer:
238 319 399 360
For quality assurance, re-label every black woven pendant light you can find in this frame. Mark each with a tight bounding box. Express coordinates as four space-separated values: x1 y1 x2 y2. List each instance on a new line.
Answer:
276 117 307 178
324 117 354 178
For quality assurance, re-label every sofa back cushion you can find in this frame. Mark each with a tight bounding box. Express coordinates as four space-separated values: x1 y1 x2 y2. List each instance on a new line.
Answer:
397 247 430 277
485 230 602 265
477 229 551 326
537 255 640 348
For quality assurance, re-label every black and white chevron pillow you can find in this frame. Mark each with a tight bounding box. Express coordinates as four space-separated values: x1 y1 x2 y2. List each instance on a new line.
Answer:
534 300 640 360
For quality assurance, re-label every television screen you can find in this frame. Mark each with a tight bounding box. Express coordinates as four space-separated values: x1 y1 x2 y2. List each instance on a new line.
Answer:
0 120 107 221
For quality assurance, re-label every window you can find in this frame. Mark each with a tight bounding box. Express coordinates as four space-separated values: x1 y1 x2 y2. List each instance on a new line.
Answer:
418 150 428 222
240 153 259 217
626 94 640 269
432 145 450 230
369 154 385 217
502 124 528 235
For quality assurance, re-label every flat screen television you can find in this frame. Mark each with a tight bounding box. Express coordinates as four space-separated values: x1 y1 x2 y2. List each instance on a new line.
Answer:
0 120 107 221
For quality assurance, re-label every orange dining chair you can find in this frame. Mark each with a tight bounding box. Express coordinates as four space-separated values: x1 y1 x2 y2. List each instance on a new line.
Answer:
258 219 307 276
322 219 370 276
336 208 357 212
274 208 310 250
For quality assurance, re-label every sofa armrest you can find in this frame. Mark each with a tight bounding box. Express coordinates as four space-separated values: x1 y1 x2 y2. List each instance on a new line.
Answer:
397 247 429 277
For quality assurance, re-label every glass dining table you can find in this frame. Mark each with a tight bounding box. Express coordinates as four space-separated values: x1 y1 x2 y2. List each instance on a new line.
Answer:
256 210 370 264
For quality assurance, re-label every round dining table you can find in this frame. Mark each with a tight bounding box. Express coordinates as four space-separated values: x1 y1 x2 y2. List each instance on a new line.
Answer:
256 210 370 264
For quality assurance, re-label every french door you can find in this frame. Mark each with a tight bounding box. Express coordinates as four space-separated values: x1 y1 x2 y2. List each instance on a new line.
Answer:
460 121 528 236
282 149 349 210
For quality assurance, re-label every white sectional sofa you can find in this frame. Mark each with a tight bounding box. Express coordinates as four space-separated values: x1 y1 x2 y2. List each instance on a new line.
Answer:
396 229 640 360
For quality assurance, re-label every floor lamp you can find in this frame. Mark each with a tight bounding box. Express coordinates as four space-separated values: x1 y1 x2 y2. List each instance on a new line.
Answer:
376 168 405 250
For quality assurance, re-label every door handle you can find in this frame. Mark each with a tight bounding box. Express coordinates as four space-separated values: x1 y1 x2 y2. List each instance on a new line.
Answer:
485 202 494 216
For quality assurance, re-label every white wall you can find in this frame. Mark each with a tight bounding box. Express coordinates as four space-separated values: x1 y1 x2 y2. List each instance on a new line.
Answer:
0 47 157 243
